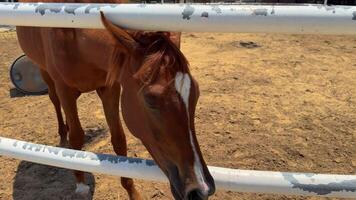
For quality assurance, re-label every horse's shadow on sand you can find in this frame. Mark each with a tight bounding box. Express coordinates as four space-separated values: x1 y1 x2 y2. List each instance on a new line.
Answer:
12 128 108 200
13 161 95 200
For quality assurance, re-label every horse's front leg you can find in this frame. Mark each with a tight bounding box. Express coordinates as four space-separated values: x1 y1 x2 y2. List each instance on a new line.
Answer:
40 69 68 147
55 82 90 196
97 84 142 200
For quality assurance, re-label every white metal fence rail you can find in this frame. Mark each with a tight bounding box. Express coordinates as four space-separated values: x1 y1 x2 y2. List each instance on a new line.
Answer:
0 3 356 34
0 136 355 198
1 2 356 198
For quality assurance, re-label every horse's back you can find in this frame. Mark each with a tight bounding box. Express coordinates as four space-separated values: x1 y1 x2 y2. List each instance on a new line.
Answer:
18 27 116 91
16 27 46 68
16 0 181 92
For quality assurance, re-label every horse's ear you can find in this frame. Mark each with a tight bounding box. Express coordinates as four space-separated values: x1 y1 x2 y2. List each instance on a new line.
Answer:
168 32 181 49
100 12 137 52
157 32 181 49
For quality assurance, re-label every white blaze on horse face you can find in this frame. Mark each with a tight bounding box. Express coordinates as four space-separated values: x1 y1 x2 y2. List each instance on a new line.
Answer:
175 72 209 192
175 72 191 108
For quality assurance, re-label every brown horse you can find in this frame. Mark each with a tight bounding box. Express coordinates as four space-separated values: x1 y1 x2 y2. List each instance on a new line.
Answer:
16 1 215 200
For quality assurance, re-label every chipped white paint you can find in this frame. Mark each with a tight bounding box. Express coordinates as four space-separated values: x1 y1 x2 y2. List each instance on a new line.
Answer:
175 72 209 192
75 183 90 195
0 3 356 35
0 136 356 198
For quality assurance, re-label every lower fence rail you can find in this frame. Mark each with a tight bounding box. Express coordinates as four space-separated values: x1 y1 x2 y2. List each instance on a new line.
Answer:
0 136 355 198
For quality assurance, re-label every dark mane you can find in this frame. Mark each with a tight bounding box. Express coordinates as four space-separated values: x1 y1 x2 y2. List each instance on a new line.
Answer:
134 33 189 85
105 32 189 86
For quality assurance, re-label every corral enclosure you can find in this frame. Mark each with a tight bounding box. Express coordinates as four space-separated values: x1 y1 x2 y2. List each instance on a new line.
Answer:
0 29 355 200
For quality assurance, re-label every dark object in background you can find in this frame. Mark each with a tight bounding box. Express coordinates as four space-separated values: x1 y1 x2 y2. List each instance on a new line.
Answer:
10 55 48 95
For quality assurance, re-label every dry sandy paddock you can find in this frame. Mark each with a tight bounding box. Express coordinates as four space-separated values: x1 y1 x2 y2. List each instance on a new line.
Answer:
0 30 355 200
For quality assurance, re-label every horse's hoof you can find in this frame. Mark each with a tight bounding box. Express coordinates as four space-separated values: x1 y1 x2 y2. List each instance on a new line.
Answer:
59 139 69 148
75 183 90 195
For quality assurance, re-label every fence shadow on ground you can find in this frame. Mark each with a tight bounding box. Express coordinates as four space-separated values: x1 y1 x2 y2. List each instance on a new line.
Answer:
9 88 48 98
13 161 95 200
84 127 108 146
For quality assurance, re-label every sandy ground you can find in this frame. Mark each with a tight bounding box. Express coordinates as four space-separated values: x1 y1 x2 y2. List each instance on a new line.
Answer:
0 30 355 200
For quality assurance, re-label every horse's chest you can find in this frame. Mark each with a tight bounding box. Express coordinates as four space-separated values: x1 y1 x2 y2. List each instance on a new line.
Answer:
53 65 106 92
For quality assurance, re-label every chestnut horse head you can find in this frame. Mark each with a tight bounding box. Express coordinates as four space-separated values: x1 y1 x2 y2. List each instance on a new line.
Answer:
101 13 215 199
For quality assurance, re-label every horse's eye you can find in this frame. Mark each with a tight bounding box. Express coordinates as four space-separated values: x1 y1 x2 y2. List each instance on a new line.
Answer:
143 92 161 109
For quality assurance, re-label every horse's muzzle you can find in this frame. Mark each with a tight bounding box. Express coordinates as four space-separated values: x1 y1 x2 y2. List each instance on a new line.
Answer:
186 188 209 200
168 164 215 200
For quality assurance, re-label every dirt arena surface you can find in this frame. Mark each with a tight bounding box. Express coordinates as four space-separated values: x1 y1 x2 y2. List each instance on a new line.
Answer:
0 30 355 200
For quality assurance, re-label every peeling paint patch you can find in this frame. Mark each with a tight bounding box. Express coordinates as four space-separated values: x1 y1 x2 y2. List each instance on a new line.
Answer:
146 160 156 166
182 5 195 20
283 173 356 195
59 148 157 166
22 143 43 151
96 154 126 163
304 173 317 178
62 149 76 158
88 154 98 161
353 11 356 20
271 8 275 15
293 180 356 195
84 4 116 14
64 5 81 15
253 9 268 16
13 3 20 10
35 4 63 16
94 153 157 166
75 152 87 159
211 5 222 14
47 147 60 154
7 139 157 167
201 12 209 18
20 142 60 154
96 154 155 165
325 7 334 11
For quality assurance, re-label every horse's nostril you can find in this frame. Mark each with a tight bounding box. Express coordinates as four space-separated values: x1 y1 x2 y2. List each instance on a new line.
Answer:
208 186 215 196
187 189 208 200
